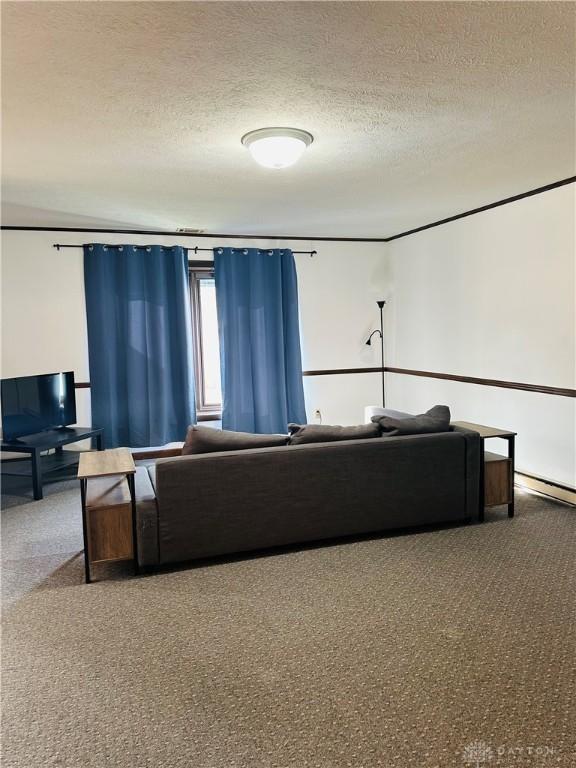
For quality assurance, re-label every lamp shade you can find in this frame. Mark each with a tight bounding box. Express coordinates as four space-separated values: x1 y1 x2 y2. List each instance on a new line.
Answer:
241 127 313 169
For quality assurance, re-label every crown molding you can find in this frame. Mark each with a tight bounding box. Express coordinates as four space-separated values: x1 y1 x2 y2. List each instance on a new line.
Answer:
2 176 574 241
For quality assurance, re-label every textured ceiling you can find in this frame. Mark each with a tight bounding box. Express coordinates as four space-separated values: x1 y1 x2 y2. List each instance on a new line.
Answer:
2 1 575 237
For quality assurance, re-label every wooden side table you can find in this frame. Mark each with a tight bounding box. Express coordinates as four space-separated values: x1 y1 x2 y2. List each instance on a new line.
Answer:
452 421 517 522
78 448 138 583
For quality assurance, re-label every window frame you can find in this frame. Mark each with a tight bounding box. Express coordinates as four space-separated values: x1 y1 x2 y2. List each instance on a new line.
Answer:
188 262 222 420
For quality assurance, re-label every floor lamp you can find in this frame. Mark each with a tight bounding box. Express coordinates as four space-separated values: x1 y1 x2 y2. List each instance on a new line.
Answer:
365 300 386 408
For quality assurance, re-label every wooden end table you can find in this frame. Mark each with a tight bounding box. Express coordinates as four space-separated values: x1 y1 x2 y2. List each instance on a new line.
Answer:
452 421 517 522
78 448 138 583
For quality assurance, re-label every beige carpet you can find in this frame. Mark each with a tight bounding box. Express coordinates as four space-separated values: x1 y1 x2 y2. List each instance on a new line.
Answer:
1 482 575 768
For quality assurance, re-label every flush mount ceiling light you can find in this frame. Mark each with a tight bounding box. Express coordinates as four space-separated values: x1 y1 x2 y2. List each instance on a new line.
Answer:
241 127 314 169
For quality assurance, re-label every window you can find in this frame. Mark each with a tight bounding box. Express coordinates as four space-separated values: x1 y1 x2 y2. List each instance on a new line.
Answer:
189 265 222 417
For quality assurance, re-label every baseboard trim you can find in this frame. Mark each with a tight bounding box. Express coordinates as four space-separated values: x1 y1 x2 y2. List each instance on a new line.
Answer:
515 472 576 506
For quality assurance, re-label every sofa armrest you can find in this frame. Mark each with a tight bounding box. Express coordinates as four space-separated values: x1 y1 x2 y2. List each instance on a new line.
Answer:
134 465 160 566
450 424 481 519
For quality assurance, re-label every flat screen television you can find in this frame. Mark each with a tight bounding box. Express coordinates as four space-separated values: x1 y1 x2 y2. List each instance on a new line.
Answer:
1 371 77 442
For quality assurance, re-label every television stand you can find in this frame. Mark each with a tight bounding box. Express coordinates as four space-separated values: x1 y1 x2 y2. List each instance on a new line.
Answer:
1 427 104 501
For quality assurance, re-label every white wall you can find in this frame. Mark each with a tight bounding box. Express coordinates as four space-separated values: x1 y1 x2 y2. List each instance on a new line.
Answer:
2 184 574 487
385 184 576 487
0 231 387 430
297 242 388 423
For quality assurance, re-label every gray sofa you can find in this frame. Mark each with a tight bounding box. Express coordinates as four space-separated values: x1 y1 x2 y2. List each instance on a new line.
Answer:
133 425 480 568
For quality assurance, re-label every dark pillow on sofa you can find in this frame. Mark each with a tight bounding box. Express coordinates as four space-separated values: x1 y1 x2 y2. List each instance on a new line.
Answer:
370 408 413 422
372 405 451 436
182 425 288 455
288 422 381 445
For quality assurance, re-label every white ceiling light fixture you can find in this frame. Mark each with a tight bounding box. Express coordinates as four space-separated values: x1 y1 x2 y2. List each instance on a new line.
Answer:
241 127 314 169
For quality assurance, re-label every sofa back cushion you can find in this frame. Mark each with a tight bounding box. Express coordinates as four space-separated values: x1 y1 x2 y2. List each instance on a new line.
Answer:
288 422 380 445
372 405 451 436
182 425 288 455
154 430 479 564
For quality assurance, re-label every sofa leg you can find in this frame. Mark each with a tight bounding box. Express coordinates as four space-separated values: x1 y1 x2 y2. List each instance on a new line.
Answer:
136 564 155 577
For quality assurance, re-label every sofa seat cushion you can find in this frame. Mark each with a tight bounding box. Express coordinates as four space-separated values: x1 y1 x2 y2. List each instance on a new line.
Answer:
182 425 288 455
288 422 380 445
372 405 451 436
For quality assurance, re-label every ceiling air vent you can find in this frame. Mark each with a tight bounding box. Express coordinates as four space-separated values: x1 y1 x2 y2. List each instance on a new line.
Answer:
176 228 205 234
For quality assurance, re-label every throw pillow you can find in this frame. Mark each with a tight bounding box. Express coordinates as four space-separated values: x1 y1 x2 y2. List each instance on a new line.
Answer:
372 405 451 436
182 425 288 455
288 422 381 445
369 408 413 422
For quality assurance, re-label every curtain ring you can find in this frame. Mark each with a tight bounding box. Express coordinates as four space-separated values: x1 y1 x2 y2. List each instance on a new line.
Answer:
146 246 151 252
243 249 248 255
217 248 223 255
310 250 317 258
118 246 123 252
88 245 93 251
103 245 108 251
268 250 273 255
194 246 198 255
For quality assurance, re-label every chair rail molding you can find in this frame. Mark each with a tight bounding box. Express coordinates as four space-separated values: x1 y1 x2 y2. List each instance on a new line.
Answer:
76 366 576 398
298 366 575 398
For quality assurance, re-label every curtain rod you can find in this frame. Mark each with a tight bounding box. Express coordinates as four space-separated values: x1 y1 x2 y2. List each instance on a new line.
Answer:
52 244 317 257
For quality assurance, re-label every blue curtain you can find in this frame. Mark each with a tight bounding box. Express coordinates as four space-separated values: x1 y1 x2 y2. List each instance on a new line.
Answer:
84 244 196 447
214 247 307 433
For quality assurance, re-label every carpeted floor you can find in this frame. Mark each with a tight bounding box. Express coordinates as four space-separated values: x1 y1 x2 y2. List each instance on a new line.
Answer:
1 477 575 767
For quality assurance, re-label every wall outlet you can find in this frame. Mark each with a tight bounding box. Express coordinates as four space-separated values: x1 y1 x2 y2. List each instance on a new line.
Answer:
313 409 322 424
